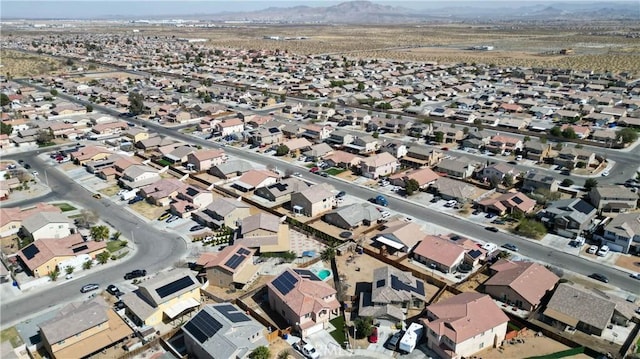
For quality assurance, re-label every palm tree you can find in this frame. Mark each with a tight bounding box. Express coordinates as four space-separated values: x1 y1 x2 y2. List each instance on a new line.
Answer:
90 225 110 241
49 267 60 281
65 266 74 275
82 260 93 270
320 247 336 262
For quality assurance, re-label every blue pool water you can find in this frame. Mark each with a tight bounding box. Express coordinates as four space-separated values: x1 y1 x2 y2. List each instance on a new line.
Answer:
317 269 332 280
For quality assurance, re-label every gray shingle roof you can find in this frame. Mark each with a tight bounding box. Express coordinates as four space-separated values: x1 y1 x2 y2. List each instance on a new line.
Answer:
39 297 109 344
327 203 381 227
545 283 615 331
21 212 71 234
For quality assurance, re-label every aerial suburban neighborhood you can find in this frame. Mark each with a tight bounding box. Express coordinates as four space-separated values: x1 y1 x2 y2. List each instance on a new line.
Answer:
1 1 640 359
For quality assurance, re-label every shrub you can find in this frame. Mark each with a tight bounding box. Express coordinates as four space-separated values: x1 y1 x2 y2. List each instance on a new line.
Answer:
516 219 547 239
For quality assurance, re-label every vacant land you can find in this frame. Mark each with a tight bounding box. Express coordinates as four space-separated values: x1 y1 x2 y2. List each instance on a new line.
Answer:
0 49 63 78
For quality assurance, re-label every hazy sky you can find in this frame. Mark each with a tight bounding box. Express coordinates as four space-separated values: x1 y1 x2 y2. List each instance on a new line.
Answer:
0 1 630 19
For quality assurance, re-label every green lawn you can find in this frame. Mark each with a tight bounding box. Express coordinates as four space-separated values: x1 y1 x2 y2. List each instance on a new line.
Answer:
325 168 346 176
106 240 127 252
305 163 316 168
0 327 23 348
329 316 347 347
636 336 640 353
53 202 77 212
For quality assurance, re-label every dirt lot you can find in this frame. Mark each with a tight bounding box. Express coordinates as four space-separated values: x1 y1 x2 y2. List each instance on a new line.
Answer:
480 331 591 359
0 49 64 77
203 275 273 303
455 272 489 293
615 254 640 273
130 201 167 220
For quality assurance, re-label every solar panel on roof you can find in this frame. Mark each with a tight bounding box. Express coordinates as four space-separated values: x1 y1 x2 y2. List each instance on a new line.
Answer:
225 254 245 270
184 311 223 344
268 127 280 133
215 304 251 323
391 275 424 296
72 245 88 253
512 197 523 204
156 275 195 298
293 269 321 281
415 281 425 296
22 244 40 260
376 279 385 288
468 249 482 259
237 248 251 256
273 270 298 295
573 200 594 215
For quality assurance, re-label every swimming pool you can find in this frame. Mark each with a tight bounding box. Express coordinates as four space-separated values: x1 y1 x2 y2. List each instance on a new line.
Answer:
316 269 332 281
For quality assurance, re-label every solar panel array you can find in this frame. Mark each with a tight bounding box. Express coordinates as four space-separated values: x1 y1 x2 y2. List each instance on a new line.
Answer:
293 269 321 281
156 275 195 298
72 245 88 253
376 279 386 288
215 304 251 323
22 244 40 260
272 270 298 295
225 254 245 270
573 200 595 214
237 248 251 256
390 275 425 296
184 311 223 344
512 196 523 204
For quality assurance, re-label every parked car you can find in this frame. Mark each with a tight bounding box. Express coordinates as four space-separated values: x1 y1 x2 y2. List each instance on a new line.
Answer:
630 273 640 280
368 326 378 343
124 269 147 280
385 330 404 350
336 191 346 198
319 172 328 177
92 193 102 199
589 273 609 283
114 301 126 310
485 212 497 219
484 226 499 233
190 225 206 232
601 170 610 177
80 283 99 293
166 215 180 223
309 167 320 173
587 245 598 254
24 163 31 169
106 284 123 296
502 243 519 251
157 212 171 221
128 195 144 204
597 245 610 257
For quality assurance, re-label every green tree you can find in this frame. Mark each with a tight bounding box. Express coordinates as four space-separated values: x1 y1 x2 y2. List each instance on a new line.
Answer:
0 93 9 106
85 104 93 113
584 178 598 191
249 346 270 359
616 128 638 144
112 231 122 240
372 132 379 139
0 122 12 135
82 260 93 270
405 178 420 196
550 126 562 137
90 225 110 241
48 267 60 281
128 92 145 115
516 219 547 239
50 88 58 96
275 144 289 156
561 127 577 139
96 251 111 264
354 316 374 338
357 82 365 91
523 136 531 143
36 130 53 145
560 179 574 187
504 173 514 188
434 131 444 143
65 266 74 275
320 247 336 262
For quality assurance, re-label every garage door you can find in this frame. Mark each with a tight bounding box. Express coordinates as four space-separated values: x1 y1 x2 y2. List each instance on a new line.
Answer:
604 241 624 253
305 323 324 336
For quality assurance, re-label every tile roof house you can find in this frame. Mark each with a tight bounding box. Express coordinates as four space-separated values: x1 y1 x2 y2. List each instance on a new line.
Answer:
522 172 559 193
182 304 268 359
238 213 290 253
324 150 363 169
39 297 133 359
20 211 74 241
430 177 478 203
322 203 381 230
484 259 559 311
140 178 187 206
389 167 440 189
539 199 597 238
17 234 106 278
187 149 226 172
412 235 467 274
209 160 254 180
359 151 400 179
372 220 426 253
523 141 552 162
250 127 283 146
345 135 379 154
401 146 443 168
485 135 523 154
215 118 244 136
170 186 214 218
370 266 426 309
0 202 61 237
421 293 509 359
481 162 517 182
267 268 340 337
196 244 259 289
543 283 636 336
70 145 112 165
193 198 252 229
434 157 476 179
121 270 201 326
589 185 638 214
290 183 335 218
554 147 596 169
302 143 334 161
476 191 536 215
163 145 197 164
601 213 640 254
233 169 279 192
254 177 310 203
281 137 313 153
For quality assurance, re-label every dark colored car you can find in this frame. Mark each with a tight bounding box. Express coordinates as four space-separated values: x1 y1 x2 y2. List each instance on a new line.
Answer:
190 225 206 232
106 284 122 296
114 301 126 310
385 330 404 350
319 172 328 177
485 226 499 233
589 273 609 283
80 283 99 293
485 212 497 219
24 163 31 169
503 243 519 251
336 191 346 198
124 269 147 280
128 196 144 205
472 209 482 215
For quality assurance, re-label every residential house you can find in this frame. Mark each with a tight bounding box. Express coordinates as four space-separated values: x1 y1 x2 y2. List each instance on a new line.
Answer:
165 110 191 124
238 212 290 253
302 143 334 161
140 178 187 206
39 298 133 359
187 149 226 172
254 178 310 203
481 162 517 182
301 124 332 142
380 141 408 159
121 270 201 326
485 135 523 155
543 283 636 336
325 130 354 147
359 266 425 322
412 235 466 274
193 198 252 229
324 150 363 169
216 118 244 137
119 165 161 189
322 203 381 230
539 198 597 238
290 183 335 217
523 141 552 162
589 185 638 213
196 245 259 289
554 147 596 169
17 234 106 278
163 145 196 165
233 169 279 192
430 178 478 203
209 160 254 180
20 212 74 241
170 186 214 218
345 135 379 154
0 203 61 237
462 130 492 150
601 213 640 254
123 127 150 143
70 146 112 165
389 167 440 189
359 152 399 179
484 260 559 311
522 172 559 193
402 146 443 168
476 191 536 216
250 127 283 146
372 220 426 253
281 137 313 155
267 268 340 337
435 158 476 179
421 293 509 359
182 304 268 359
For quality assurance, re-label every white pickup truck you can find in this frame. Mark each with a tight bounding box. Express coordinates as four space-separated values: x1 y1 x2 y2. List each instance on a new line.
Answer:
293 339 320 359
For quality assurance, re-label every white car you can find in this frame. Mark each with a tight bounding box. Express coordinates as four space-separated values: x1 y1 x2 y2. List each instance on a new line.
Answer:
597 245 610 257
380 211 391 219
32 171 39 176
601 170 610 177
587 245 598 254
